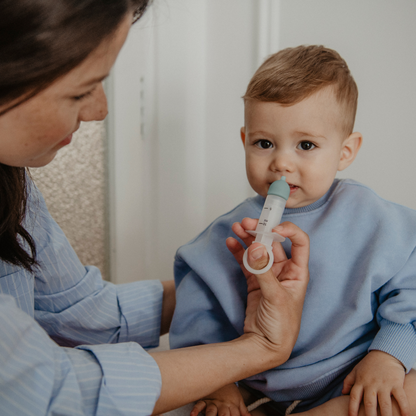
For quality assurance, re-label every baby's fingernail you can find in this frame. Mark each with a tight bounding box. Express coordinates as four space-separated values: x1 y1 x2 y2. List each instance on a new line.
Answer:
251 245 266 260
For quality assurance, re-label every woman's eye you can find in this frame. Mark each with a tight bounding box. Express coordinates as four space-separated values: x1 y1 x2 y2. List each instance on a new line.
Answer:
298 141 315 151
73 91 93 101
73 86 97 101
255 140 273 149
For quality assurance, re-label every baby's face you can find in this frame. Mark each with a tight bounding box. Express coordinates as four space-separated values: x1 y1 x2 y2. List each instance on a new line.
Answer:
241 87 352 208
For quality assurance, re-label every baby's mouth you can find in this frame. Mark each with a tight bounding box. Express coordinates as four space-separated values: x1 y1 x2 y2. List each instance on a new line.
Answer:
288 183 299 193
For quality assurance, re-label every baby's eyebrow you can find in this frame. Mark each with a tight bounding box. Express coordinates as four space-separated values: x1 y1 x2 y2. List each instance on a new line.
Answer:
293 130 326 140
247 130 273 137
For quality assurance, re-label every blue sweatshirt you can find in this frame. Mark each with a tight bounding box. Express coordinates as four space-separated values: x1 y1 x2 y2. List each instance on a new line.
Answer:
170 179 416 403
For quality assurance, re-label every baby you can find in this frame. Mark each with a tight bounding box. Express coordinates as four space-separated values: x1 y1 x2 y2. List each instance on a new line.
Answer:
170 45 416 415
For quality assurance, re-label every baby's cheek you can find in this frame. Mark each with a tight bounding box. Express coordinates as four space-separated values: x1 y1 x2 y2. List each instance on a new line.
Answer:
309 177 333 198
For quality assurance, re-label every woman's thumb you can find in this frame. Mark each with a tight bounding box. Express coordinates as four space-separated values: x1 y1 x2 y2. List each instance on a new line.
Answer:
246 244 269 270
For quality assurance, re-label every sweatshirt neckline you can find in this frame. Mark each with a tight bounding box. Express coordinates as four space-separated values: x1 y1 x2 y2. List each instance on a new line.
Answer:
254 179 340 214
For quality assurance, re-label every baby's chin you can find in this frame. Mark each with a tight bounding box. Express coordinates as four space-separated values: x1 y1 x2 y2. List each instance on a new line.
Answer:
286 195 321 209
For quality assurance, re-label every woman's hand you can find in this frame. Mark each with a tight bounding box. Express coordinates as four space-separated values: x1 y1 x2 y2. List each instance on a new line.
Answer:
151 219 309 415
226 218 309 358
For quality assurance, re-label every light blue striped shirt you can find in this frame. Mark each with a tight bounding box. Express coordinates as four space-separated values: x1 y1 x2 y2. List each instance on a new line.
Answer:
0 183 163 415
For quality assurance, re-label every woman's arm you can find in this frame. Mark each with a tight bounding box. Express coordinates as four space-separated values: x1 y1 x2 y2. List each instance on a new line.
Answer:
32 186 164 349
151 333 282 415
151 221 309 414
0 295 162 416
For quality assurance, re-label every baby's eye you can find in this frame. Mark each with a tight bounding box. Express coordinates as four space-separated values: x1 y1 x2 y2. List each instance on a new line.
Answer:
255 140 273 149
298 141 315 151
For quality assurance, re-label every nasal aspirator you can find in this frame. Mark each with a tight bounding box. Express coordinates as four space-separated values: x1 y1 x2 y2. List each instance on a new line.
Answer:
242 177 290 275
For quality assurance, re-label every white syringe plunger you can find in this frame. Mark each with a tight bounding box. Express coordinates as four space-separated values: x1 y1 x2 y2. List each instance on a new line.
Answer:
243 177 290 275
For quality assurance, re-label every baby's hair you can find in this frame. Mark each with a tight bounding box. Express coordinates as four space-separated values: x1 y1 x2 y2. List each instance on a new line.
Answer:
243 45 358 137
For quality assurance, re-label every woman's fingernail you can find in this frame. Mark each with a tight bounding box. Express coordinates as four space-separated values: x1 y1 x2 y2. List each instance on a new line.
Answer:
275 225 283 233
251 245 266 260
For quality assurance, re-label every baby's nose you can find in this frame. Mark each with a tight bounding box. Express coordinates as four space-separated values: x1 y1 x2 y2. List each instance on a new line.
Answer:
271 152 295 172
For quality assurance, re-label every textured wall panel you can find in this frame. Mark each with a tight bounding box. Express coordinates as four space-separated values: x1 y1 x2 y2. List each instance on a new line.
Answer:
30 121 108 280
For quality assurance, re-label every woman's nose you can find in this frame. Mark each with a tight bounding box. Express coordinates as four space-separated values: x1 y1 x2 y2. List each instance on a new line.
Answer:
270 150 295 173
79 83 108 122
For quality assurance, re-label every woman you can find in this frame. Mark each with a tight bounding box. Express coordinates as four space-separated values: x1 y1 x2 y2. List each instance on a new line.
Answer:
0 1 310 415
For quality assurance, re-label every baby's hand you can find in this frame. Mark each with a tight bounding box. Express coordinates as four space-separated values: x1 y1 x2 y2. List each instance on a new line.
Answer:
342 350 409 416
190 383 250 416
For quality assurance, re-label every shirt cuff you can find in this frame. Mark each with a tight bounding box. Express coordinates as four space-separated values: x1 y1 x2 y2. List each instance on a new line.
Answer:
117 280 164 348
369 320 416 373
73 342 162 416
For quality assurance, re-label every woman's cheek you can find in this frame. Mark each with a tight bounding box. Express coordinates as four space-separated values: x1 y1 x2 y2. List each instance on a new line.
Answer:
43 120 75 145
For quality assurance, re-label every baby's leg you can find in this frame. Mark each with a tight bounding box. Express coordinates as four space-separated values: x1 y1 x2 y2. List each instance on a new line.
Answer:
298 369 416 416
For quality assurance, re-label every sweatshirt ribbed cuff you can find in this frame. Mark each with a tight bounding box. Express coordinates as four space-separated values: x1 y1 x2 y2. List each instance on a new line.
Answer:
369 320 416 373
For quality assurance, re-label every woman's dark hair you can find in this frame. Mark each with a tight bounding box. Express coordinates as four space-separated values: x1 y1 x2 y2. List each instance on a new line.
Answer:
0 165 37 271
0 0 152 272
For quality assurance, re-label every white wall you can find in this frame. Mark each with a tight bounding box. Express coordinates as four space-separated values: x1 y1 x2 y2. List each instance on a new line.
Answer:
279 0 416 209
108 0 260 283
108 0 416 283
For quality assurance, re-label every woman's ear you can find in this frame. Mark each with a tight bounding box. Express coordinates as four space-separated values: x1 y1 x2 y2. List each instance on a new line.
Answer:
338 132 363 171
240 127 246 146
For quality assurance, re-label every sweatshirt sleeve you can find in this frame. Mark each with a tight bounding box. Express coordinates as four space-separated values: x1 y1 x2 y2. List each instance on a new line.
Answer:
0 294 161 416
369 247 416 372
169 198 257 350
170 268 240 349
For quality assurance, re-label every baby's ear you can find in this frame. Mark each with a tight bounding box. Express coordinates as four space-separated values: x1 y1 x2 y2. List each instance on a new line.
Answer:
240 127 246 146
338 132 362 171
